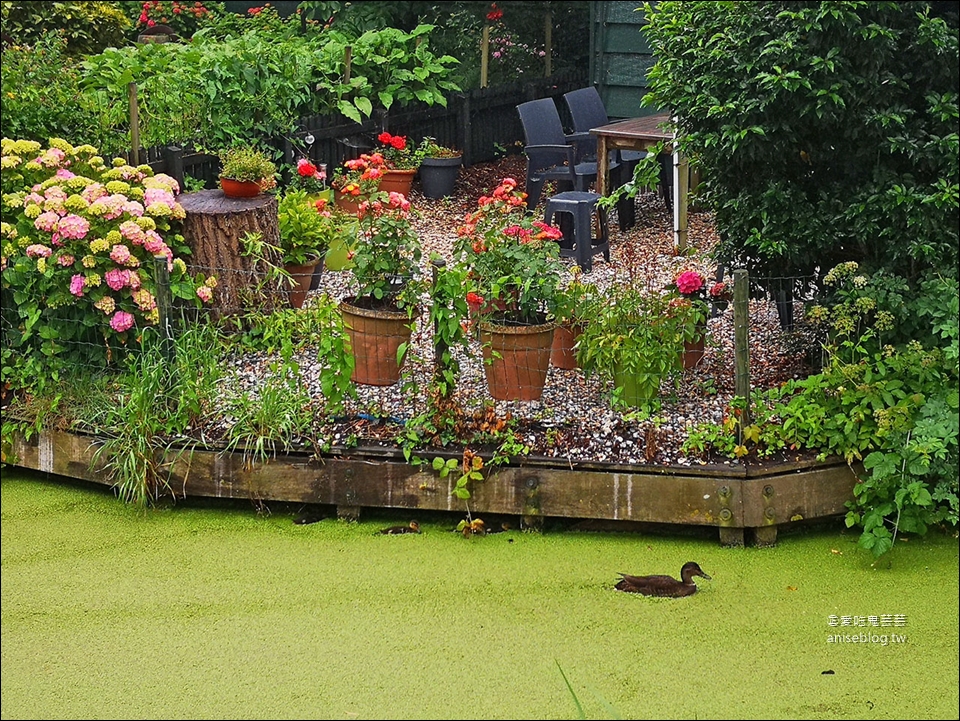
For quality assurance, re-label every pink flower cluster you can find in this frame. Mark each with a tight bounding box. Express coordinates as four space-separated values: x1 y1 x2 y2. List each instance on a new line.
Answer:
675 270 705 296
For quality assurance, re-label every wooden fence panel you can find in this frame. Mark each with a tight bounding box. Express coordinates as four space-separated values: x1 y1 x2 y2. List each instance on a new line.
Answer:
136 69 589 186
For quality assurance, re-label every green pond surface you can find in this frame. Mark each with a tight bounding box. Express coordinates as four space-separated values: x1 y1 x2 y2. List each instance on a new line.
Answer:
2 469 957 720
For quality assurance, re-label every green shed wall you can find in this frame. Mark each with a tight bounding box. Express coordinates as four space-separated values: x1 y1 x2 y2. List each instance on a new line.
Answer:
589 1 662 118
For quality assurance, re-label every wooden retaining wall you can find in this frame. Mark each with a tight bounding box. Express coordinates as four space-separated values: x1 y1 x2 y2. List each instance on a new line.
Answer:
8 429 857 547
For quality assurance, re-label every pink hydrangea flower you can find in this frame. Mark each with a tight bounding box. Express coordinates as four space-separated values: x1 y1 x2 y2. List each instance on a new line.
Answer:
58 214 90 240
109 310 135 333
119 220 146 244
57 254 75 267
675 270 705 296
196 285 213 303
25 244 52 258
110 244 132 265
34 211 59 233
143 231 167 255
69 274 85 297
105 268 130 291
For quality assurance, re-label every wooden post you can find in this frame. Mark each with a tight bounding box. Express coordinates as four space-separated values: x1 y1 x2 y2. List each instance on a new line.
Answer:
431 258 450 393
544 11 552 77
459 93 472 167
161 145 184 190
152 254 174 360
128 82 140 166
733 269 751 428
480 25 490 88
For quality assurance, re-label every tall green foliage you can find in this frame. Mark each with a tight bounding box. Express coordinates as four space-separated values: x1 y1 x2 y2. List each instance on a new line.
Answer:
641 0 959 284
1 0 132 55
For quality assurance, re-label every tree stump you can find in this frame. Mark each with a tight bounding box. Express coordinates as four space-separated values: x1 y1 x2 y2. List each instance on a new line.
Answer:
178 190 286 318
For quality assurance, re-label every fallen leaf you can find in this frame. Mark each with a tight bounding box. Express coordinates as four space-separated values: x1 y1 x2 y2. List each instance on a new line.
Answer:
831 549 842 555
786 585 797 591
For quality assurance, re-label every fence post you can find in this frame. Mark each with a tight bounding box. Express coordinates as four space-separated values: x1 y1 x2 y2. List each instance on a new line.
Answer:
162 145 184 190
733 268 751 428
128 83 140 166
459 93 472 168
544 11 552 77
480 25 490 88
431 258 450 394
153 254 174 360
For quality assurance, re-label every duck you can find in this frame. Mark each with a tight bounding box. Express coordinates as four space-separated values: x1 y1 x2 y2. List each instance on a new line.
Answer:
614 561 711 597
379 520 421 535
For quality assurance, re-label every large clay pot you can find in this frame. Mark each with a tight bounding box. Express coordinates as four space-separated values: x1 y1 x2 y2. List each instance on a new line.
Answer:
479 319 556 401
340 299 418 386
334 188 363 215
682 321 707 369
378 168 417 198
220 177 262 198
418 156 461 199
284 257 322 309
550 321 584 370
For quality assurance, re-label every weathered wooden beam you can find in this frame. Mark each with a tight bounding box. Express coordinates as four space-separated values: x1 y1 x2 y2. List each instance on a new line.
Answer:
8 430 857 545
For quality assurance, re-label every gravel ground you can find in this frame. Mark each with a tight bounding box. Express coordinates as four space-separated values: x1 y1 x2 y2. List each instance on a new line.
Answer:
227 154 819 468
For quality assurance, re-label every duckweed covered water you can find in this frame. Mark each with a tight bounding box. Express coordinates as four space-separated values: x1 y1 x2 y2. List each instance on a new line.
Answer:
2 470 957 720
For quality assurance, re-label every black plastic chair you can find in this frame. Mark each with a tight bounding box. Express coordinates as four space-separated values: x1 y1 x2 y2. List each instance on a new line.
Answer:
516 98 602 210
563 86 664 229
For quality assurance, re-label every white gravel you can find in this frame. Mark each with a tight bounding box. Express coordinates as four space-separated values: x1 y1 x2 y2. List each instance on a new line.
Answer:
220 157 818 467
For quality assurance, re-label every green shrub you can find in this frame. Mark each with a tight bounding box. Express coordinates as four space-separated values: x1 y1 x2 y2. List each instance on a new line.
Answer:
1 1 132 55
0 33 102 145
641 1 959 284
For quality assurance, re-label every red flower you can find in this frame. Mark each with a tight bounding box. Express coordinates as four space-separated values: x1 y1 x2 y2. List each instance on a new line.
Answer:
390 136 406 150
466 292 484 305
486 3 503 22
297 160 318 177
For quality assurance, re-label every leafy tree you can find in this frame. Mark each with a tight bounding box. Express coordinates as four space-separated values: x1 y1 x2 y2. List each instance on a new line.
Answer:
641 1 959 285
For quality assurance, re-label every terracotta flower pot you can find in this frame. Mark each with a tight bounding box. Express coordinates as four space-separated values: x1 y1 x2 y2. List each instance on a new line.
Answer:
479 319 556 401
550 321 584 370
340 299 418 386
334 188 363 215
284 257 323 309
220 177 262 198
682 321 707 369
378 168 417 198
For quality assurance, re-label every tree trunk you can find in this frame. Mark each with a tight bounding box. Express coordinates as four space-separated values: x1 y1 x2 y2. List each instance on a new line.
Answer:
178 190 285 318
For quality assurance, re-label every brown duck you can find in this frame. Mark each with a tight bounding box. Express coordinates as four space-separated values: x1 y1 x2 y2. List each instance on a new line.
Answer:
379 520 421 535
614 561 711 597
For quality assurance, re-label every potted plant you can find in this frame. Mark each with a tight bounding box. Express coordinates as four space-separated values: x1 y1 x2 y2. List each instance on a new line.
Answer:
417 137 462 199
277 190 350 308
668 269 725 368
577 282 698 410
339 190 425 386
289 157 328 197
372 132 427 197
454 177 566 401
551 265 598 370
218 147 277 198
330 152 387 213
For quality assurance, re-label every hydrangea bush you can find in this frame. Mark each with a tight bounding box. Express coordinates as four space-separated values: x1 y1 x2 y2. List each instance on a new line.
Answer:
1 138 215 391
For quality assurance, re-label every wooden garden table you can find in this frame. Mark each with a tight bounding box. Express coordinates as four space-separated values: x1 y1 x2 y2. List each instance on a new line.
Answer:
590 112 690 251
